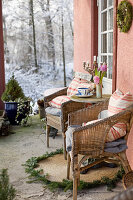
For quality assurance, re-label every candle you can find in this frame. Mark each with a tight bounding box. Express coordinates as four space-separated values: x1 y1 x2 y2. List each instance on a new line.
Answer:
97 56 99 63
94 56 97 62
86 60 89 66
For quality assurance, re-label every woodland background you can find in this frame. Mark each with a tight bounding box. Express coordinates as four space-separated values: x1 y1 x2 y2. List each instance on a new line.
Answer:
2 0 74 103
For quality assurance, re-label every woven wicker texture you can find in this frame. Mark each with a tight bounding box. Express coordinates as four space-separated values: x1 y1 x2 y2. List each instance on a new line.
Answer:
37 154 120 183
123 171 133 189
44 87 92 159
67 101 133 200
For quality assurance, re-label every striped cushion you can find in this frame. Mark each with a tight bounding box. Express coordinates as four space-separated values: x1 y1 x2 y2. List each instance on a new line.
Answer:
106 89 133 142
106 123 126 142
49 95 70 109
83 120 126 142
108 89 133 116
67 77 95 96
67 77 88 96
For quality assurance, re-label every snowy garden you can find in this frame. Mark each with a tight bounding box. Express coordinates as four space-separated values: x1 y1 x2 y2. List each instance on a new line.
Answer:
3 0 74 106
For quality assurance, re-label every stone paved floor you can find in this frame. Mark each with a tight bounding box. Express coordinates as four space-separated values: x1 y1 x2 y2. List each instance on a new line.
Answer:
0 115 124 200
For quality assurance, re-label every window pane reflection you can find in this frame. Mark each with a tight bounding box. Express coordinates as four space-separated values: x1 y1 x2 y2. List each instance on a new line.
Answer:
101 56 107 77
108 0 113 7
101 34 107 53
108 32 113 53
108 9 113 30
101 0 107 11
101 12 107 32
108 56 113 79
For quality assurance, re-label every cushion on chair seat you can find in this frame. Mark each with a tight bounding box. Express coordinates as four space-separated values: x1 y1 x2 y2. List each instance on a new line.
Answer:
49 96 71 109
104 138 127 153
48 78 95 109
66 126 127 154
45 107 61 116
83 119 127 142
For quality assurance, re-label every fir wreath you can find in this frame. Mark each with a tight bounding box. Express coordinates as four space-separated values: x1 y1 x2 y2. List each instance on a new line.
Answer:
117 0 133 33
23 149 125 191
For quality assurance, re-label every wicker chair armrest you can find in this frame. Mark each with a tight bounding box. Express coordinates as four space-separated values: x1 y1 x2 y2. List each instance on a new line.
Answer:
61 100 88 133
68 99 109 126
44 87 68 108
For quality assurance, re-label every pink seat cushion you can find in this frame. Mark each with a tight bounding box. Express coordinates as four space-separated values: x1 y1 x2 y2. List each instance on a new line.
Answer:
49 95 71 109
48 78 94 109
83 119 126 142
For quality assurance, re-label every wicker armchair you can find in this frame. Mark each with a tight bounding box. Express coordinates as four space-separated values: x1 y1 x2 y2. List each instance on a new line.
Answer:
44 87 89 159
66 99 133 200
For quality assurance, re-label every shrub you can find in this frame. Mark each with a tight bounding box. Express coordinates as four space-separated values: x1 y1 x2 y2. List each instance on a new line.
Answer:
0 169 16 200
1 75 25 102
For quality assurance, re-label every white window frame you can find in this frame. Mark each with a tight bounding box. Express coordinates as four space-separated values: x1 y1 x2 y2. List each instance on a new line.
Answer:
98 0 113 94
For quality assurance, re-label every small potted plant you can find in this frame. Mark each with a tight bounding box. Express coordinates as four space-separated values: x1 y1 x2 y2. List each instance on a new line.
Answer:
93 63 107 98
1 75 30 125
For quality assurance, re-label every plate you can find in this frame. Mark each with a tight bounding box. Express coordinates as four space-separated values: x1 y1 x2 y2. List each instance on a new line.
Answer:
75 93 93 98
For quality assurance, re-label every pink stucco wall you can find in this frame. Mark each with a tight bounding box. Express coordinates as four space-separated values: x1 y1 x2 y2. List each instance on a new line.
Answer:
116 0 133 168
74 0 92 73
74 0 133 168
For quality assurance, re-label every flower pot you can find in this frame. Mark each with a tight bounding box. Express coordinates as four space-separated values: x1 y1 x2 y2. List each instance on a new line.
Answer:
96 84 102 98
5 102 18 125
5 101 30 125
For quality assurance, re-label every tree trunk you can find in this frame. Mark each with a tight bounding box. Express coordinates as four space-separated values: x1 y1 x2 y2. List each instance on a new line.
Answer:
61 12 66 87
39 0 55 70
66 3 74 38
28 0 33 65
3 16 10 64
29 0 38 69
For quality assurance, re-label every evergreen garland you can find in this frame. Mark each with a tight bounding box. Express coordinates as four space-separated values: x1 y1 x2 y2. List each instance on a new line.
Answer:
117 0 133 33
24 149 125 192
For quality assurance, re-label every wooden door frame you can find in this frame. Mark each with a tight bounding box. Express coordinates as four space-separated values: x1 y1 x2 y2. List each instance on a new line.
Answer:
112 0 118 93
91 0 118 93
0 0 5 109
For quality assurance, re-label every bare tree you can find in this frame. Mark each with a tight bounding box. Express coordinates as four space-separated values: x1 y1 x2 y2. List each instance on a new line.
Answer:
3 0 74 76
61 11 66 87
39 0 55 70
3 15 10 64
29 0 38 69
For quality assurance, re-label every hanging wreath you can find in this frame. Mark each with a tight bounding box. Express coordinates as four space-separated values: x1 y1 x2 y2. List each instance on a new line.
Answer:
117 0 133 33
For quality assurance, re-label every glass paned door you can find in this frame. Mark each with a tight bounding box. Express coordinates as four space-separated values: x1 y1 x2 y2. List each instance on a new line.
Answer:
98 0 113 94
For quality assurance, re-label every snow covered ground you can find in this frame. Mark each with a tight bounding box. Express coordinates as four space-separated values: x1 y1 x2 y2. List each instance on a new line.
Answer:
5 63 73 104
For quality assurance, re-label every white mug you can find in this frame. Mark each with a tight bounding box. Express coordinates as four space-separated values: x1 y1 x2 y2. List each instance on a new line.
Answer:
78 88 89 96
